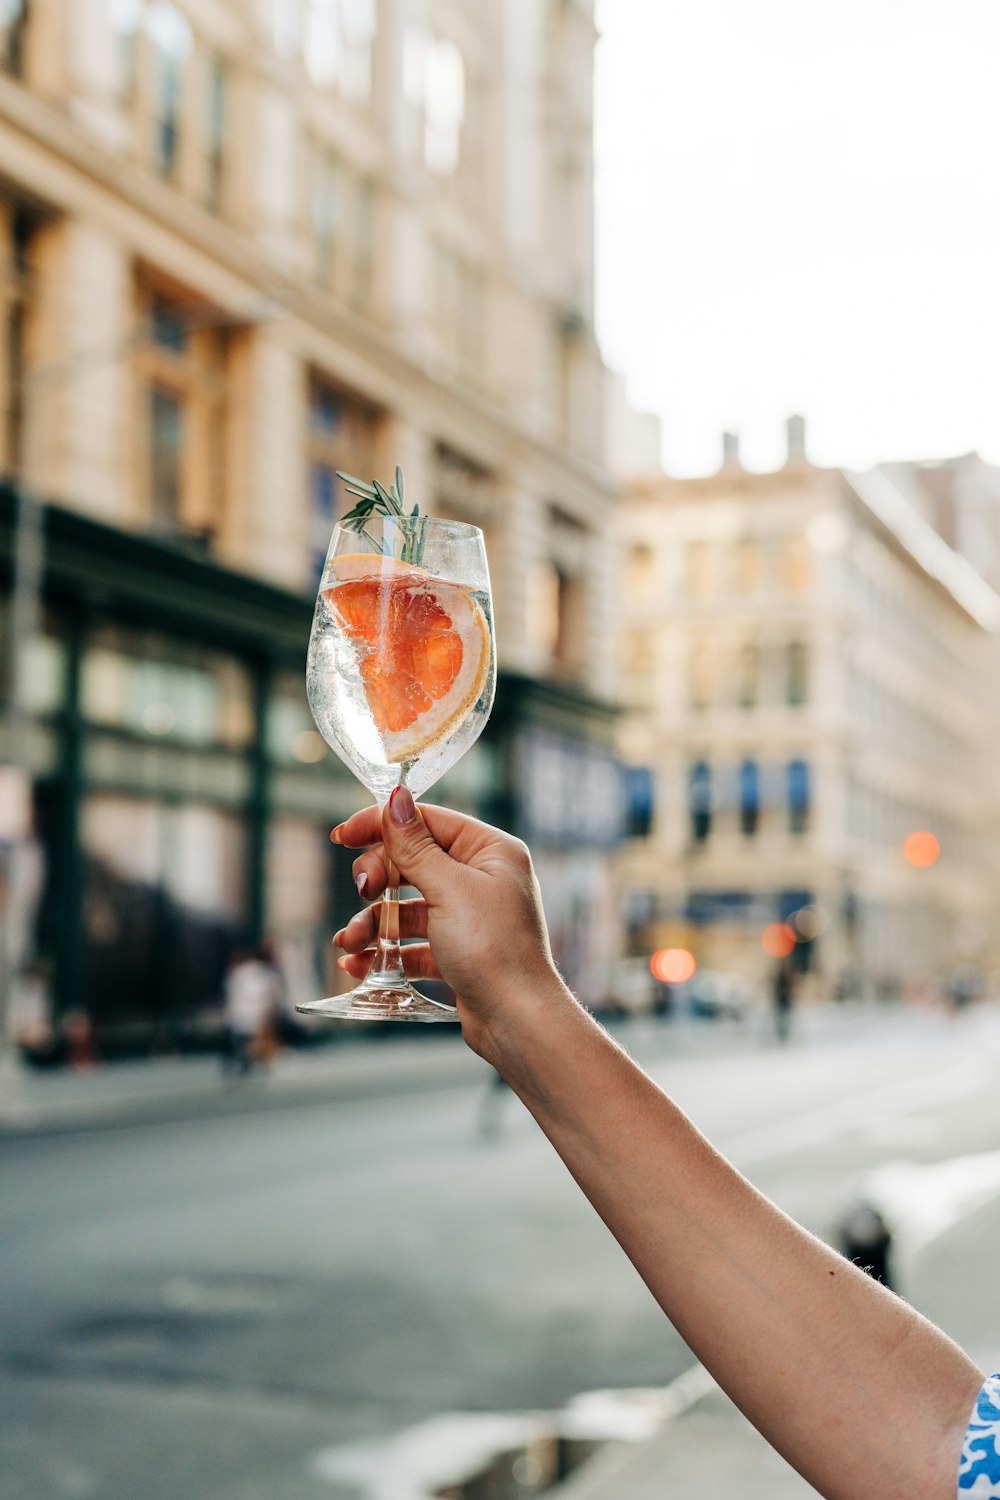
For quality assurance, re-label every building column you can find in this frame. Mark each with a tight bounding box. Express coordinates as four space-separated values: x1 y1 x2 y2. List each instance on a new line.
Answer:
378 417 433 508
492 481 547 678
224 329 307 589
25 219 130 523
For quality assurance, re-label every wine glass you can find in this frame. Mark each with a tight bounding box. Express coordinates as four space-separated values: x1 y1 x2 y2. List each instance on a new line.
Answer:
297 510 496 1021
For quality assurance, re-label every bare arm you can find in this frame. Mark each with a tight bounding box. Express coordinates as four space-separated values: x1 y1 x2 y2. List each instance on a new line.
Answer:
335 795 983 1500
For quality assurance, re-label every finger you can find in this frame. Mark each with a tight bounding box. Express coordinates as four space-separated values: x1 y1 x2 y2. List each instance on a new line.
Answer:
332 801 497 858
336 943 443 983
349 852 430 903
379 791 470 901
334 899 429 952
351 847 389 902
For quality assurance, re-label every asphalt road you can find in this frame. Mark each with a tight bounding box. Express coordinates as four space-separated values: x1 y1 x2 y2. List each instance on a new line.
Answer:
2 1004 1000 1500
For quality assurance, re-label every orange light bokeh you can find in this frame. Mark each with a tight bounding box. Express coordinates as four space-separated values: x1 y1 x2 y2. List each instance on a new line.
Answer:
650 947 697 984
761 922 797 959
903 830 941 868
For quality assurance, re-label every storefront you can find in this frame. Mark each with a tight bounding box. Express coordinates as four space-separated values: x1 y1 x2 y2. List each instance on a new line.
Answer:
1 488 625 1050
0 487 361 1051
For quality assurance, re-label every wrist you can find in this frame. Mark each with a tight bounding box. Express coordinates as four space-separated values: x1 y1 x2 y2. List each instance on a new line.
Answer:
473 969 592 1092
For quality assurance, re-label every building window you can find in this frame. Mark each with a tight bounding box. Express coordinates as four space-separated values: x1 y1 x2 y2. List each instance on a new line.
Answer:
784 535 812 596
424 38 464 174
686 540 712 601
270 0 300 59
623 767 655 839
149 385 183 525
434 242 484 379
136 282 227 538
788 758 810 834
628 543 654 598
688 645 713 711
0 201 33 481
786 641 809 706
312 147 339 287
739 758 760 836
112 0 142 97
304 0 376 100
311 148 376 311
353 176 374 309
0 0 27 76
148 3 193 179
689 760 712 843
307 379 378 586
527 557 585 682
735 537 760 594
82 629 253 749
738 643 759 709
205 52 227 211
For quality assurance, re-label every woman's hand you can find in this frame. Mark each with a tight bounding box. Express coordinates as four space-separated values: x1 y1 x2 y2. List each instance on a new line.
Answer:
331 788 569 1057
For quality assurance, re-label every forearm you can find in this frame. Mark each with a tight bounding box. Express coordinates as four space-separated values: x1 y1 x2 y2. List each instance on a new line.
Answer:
484 983 981 1500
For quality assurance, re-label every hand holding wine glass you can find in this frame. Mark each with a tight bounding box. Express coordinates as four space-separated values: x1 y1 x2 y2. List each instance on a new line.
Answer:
298 468 496 1022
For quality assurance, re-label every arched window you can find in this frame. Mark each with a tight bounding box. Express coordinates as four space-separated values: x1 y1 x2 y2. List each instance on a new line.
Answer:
147 3 193 179
739 758 760 836
786 641 809 706
739 643 759 709
689 760 712 843
788 759 810 834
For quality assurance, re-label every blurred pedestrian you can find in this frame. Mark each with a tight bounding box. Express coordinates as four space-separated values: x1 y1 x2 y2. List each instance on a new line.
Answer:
8 959 57 1067
222 948 280 1076
331 795 998 1500
771 955 796 1043
477 1068 510 1140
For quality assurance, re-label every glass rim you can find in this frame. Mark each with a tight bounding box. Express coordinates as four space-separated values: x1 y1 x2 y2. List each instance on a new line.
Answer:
331 514 485 543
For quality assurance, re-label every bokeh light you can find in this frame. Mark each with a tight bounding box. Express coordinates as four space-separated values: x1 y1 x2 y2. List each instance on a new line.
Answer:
761 922 796 959
903 830 941 868
792 905 829 941
293 729 328 764
650 947 697 984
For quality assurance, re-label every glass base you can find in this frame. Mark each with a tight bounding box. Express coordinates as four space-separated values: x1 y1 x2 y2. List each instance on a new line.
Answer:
296 980 459 1023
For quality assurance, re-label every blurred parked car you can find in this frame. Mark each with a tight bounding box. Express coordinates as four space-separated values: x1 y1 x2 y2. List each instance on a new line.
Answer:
685 969 756 1021
607 958 656 1016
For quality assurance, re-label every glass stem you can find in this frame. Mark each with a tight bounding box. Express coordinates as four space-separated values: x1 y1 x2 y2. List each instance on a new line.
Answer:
366 856 406 988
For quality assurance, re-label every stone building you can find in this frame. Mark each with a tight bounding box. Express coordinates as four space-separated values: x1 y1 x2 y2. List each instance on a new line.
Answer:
618 423 1000 999
0 0 621 1046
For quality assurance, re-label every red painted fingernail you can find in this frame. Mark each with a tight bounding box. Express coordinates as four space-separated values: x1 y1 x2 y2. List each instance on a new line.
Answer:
389 786 416 824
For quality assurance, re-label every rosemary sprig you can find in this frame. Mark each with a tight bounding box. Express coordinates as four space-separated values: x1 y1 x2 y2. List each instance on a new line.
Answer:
337 466 426 564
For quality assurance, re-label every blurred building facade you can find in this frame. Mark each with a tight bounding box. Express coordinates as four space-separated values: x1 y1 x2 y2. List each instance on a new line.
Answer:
0 0 621 1047
618 423 1000 999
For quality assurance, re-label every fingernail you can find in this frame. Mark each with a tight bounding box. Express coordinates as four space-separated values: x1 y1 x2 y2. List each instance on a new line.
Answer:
332 930 344 948
330 825 343 844
356 872 368 897
389 786 415 824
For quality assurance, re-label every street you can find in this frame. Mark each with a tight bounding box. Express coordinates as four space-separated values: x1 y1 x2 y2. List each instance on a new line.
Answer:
2 1003 1000 1500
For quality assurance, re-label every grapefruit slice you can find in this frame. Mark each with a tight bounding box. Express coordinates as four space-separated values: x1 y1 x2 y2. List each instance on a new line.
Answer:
323 553 490 763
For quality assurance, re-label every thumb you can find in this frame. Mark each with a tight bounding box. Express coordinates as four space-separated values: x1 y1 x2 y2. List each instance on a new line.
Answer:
382 787 453 898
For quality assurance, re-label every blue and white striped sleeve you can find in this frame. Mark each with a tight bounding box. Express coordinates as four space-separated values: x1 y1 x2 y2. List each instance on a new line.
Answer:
958 1373 1000 1496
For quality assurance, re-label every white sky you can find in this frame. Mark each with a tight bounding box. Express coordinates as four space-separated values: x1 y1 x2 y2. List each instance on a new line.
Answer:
594 0 1000 475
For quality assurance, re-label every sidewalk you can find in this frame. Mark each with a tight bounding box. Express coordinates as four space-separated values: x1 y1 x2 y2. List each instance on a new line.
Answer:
0 1034 486 1136
1 995 988 1138
561 1373 821 1500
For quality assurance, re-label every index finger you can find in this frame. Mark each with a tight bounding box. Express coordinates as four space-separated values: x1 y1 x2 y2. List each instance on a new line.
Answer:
331 801 491 855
